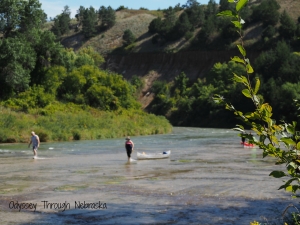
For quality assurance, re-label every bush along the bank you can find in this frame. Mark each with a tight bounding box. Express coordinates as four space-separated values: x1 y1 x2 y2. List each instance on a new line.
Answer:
0 105 172 143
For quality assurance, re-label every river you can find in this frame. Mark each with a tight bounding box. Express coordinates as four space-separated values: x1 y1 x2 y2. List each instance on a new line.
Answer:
0 127 297 224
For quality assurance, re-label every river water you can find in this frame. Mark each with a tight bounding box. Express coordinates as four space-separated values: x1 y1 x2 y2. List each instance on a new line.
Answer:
0 127 298 224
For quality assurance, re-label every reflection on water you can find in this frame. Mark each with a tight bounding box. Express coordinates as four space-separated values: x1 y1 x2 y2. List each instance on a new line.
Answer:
0 127 297 225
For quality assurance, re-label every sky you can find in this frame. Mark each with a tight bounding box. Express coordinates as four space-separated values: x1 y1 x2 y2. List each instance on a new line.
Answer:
39 0 210 19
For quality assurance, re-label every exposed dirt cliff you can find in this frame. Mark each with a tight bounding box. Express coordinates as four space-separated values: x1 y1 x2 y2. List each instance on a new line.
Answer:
105 50 260 81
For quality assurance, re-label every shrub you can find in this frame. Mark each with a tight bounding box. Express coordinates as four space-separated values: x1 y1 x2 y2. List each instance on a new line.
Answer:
122 29 136 46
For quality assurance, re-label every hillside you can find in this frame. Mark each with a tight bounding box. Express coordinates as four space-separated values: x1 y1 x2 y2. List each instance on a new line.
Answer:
60 1 300 54
56 0 300 111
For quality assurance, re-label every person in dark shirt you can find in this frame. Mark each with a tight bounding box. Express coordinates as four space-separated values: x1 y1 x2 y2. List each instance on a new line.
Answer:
125 136 134 161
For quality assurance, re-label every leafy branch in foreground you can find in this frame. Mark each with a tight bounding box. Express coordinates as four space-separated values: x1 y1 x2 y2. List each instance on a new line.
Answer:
213 0 300 196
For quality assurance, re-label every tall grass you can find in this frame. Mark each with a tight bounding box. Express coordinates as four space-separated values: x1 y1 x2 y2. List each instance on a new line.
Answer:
0 106 172 143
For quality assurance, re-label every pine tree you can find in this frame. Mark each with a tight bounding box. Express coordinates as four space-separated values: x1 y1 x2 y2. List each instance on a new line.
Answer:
51 5 71 37
176 12 192 37
99 6 116 29
279 10 296 39
75 6 86 26
82 7 98 38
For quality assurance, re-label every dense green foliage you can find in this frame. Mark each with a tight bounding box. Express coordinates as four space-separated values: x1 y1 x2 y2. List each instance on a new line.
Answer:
122 29 136 46
145 0 300 129
0 0 172 143
0 105 171 143
147 63 251 127
0 0 46 37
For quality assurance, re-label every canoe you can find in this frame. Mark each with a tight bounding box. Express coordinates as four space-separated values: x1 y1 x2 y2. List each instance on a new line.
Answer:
137 150 171 160
241 141 255 148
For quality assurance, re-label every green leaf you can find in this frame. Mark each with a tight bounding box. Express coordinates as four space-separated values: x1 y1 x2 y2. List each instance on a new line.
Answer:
217 10 237 18
231 21 242 29
286 185 298 193
232 73 247 84
237 44 246 57
236 0 248 12
286 124 295 134
242 89 251 98
263 151 268 158
253 78 260 94
296 142 300 150
259 135 266 143
269 171 287 178
231 56 245 64
246 64 254 73
289 162 298 169
281 137 296 146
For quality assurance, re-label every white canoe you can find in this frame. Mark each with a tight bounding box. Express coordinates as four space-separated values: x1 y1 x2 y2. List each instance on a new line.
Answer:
137 150 171 160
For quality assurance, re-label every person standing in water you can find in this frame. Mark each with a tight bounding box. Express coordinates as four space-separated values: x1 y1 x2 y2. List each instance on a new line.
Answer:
28 131 40 159
241 132 246 145
125 136 134 161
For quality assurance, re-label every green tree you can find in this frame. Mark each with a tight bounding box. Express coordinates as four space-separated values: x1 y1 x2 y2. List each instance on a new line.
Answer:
219 0 233 12
262 25 276 40
175 12 193 37
19 0 47 33
75 6 85 26
148 17 163 34
51 5 71 37
0 37 36 94
254 41 291 81
86 85 118 110
99 6 116 29
116 6 128 11
174 72 189 96
205 0 218 18
185 0 205 27
122 29 136 46
77 47 105 68
279 10 296 40
0 0 46 38
251 0 280 27
161 7 176 36
58 68 87 103
42 66 67 95
28 30 64 85
82 6 98 38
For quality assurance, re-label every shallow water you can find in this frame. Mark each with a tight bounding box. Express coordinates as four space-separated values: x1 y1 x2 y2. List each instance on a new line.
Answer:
0 127 297 224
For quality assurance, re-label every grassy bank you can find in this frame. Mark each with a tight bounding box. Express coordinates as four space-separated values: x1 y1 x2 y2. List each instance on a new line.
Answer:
0 104 172 143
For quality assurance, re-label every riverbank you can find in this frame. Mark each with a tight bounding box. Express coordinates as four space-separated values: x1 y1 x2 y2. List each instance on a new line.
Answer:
0 106 172 143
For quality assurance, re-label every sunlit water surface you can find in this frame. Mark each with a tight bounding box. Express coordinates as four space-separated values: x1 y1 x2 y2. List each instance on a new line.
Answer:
0 127 297 224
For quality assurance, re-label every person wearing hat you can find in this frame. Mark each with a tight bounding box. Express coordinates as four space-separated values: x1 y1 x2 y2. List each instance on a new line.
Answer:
125 136 134 161
28 131 40 159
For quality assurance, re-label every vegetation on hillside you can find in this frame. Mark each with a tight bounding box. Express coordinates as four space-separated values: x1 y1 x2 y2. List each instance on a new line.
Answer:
142 0 300 128
0 0 172 143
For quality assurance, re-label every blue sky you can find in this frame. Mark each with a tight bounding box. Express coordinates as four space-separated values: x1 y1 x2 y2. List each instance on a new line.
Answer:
40 0 210 19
